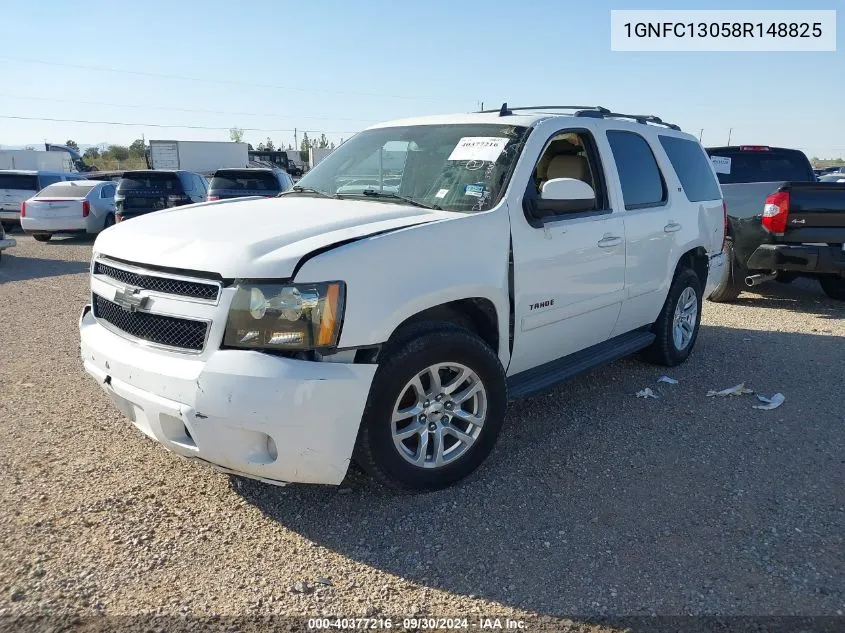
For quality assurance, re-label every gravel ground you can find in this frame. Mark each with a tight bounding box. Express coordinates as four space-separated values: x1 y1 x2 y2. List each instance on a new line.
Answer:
0 233 843 631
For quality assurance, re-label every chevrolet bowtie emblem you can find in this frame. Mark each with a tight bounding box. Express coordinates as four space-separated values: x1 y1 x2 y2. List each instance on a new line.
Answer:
113 288 149 312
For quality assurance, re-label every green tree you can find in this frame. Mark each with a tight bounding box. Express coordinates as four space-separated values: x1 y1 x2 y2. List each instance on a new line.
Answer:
128 139 146 157
83 147 100 159
105 145 129 161
65 140 79 151
230 127 244 143
256 142 266 151
262 137 274 151
299 132 310 162
317 133 329 149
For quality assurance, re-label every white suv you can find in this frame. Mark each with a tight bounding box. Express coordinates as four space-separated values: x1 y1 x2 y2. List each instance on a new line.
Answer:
79 105 726 490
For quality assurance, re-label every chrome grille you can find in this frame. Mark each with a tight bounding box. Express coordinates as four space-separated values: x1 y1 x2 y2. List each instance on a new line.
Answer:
94 261 219 301
93 295 208 352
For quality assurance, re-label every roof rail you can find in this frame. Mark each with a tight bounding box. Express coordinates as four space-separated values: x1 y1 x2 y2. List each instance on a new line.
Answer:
575 110 681 131
478 103 681 130
479 103 610 116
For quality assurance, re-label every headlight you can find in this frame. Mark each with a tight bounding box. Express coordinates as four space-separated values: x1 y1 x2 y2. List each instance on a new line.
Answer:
223 282 345 351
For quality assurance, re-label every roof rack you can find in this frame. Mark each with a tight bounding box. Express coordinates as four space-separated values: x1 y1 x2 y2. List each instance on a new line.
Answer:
480 102 681 131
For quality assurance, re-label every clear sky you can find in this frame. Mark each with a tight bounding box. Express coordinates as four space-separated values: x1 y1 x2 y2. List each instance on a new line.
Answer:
1 0 842 157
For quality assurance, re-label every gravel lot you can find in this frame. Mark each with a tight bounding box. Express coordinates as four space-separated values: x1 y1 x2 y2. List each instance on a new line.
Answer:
1 233 843 630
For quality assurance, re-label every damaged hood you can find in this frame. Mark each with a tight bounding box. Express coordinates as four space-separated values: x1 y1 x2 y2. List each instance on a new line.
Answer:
94 196 456 278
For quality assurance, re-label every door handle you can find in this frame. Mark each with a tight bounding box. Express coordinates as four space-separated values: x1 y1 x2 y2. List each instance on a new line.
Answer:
597 236 622 248
664 222 682 233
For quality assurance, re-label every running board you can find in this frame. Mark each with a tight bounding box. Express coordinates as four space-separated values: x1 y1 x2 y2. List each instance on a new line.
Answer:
506 330 656 400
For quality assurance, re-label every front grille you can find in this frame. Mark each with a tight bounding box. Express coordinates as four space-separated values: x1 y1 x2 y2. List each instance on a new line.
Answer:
94 261 219 301
93 295 208 352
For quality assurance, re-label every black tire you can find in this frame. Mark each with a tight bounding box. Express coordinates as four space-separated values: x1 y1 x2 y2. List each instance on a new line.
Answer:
103 214 115 230
707 241 743 303
353 323 507 491
644 268 703 367
32 234 52 242
819 275 845 301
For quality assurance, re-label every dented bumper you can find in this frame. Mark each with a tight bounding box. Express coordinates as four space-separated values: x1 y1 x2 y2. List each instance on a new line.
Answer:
79 305 376 485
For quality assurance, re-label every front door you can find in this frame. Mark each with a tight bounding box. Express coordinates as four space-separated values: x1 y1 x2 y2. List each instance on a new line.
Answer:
507 128 625 376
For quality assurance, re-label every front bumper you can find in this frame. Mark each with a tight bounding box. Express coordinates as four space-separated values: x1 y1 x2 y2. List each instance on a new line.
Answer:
747 243 845 276
80 306 377 485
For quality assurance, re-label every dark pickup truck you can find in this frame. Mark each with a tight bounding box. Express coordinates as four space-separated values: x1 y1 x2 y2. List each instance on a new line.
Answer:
705 145 845 301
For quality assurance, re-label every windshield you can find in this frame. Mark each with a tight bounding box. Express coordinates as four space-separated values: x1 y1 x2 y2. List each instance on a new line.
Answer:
117 172 184 195
706 149 814 184
210 170 280 194
294 124 530 212
36 183 97 198
0 174 38 191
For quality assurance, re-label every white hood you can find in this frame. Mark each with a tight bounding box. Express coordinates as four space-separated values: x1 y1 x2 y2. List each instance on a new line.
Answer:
95 196 456 278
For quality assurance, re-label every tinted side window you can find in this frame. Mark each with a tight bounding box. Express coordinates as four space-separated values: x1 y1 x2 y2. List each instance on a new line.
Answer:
101 185 115 198
195 175 207 193
606 131 666 209
179 173 195 193
659 136 721 202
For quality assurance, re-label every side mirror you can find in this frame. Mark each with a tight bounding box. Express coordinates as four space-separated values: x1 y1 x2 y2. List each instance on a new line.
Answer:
540 177 596 205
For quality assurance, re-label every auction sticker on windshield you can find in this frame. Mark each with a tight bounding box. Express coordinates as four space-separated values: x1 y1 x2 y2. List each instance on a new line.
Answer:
448 137 510 162
710 155 732 174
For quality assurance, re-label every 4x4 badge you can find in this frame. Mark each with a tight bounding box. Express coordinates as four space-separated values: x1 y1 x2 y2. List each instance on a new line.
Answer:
113 288 149 312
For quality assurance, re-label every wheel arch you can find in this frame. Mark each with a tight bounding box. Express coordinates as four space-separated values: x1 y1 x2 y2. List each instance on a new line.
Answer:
676 246 708 290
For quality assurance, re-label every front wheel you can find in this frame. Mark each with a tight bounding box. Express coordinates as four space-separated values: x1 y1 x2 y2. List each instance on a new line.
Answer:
819 275 845 301
353 324 507 491
32 234 52 242
644 268 703 367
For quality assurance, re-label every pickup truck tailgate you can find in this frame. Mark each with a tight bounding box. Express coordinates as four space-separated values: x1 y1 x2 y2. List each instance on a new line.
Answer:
781 183 845 243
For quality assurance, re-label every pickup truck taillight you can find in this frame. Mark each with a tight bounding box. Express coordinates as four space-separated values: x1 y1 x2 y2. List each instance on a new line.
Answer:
762 191 790 236
82 200 90 217
20 201 26 218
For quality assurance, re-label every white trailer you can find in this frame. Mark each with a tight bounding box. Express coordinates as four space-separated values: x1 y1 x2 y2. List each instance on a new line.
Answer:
148 140 249 174
0 150 71 171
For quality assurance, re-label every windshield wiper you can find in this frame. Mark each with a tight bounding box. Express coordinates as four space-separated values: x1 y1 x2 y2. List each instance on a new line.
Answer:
279 185 338 199
356 189 441 210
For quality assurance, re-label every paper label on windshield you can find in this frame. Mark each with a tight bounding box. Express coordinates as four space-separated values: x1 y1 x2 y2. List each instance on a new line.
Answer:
435 189 449 199
710 156 731 174
448 137 509 162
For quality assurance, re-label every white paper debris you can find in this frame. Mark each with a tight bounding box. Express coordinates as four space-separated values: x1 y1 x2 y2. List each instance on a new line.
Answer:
753 393 785 410
447 137 509 162
658 376 679 385
706 382 754 397
636 387 658 399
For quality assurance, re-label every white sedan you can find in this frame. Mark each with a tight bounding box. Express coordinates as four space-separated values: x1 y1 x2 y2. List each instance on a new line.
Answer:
21 180 116 242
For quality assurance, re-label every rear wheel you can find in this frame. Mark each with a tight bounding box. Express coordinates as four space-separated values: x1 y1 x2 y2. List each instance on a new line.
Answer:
645 268 703 367
353 324 507 491
707 241 743 303
819 275 845 301
32 234 52 242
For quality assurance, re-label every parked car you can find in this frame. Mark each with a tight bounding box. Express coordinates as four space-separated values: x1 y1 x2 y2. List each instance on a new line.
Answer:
207 168 293 201
0 170 87 231
20 180 117 242
705 145 845 301
818 173 845 183
80 105 725 490
0 221 15 260
114 170 207 222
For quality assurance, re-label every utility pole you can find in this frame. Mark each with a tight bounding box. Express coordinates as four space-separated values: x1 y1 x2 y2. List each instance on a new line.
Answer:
294 128 298 151
727 128 732 145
